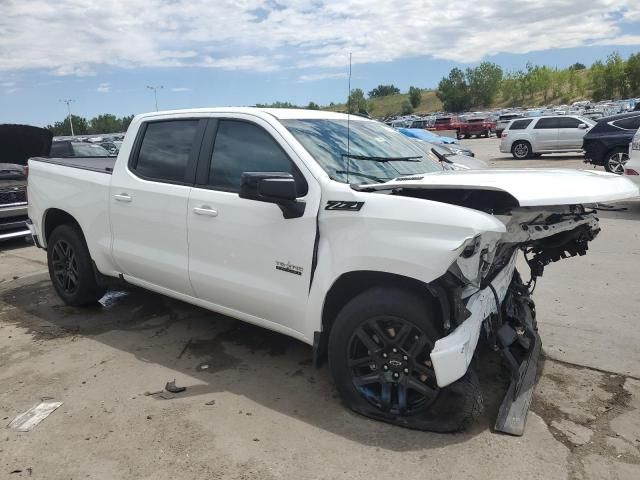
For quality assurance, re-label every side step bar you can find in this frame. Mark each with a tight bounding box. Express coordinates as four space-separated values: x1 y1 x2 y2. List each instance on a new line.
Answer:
494 331 542 436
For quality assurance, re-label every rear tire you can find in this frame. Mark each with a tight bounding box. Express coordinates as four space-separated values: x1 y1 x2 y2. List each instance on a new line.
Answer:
47 224 106 306
328 287 483 432
604 148 629 174
511 141 532 159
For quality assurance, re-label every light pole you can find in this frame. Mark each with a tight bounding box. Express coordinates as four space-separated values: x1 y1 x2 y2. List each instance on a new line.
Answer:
59 99 75 136
146 85 163 111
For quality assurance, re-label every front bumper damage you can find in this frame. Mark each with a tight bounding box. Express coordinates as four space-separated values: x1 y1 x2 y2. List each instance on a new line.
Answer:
431 253 540 436
429 208 601 435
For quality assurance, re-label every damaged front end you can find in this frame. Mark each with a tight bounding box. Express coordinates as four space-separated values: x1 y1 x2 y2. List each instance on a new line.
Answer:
430 205 600 435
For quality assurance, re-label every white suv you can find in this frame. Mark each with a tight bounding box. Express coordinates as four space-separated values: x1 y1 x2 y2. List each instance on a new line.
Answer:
624 128 640 185
500 115 595 159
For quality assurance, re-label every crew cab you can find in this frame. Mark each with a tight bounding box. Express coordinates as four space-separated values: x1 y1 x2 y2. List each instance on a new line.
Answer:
458 117 496 139
27 108 639 435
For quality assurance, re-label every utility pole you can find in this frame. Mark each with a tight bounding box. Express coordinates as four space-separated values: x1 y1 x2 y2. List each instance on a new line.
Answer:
59 99 75 136
146 85 163 111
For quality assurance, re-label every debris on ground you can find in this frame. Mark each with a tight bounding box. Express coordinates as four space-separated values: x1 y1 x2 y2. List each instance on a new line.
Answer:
143 390 163 396
205 399 216 406
7 401 63 432
165 380 186 393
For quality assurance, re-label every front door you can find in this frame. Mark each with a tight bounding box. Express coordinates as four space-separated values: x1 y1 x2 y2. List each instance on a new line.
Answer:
532 117 559 150
110 118 205 295
187 117 320 331
556 117 588 149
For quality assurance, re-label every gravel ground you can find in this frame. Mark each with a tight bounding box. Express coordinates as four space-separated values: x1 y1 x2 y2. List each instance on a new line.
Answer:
1 138 639 479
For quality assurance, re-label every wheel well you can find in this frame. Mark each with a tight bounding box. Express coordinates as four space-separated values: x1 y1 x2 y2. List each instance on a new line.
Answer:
315 271 445 366
43 208 81 244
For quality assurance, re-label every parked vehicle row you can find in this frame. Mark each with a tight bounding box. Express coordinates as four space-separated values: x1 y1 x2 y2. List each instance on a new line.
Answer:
26 108 639 435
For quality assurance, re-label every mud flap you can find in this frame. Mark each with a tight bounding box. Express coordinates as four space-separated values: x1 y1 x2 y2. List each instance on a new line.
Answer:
494 330 541 435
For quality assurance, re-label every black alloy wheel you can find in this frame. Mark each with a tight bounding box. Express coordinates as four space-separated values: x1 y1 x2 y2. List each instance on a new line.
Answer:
347 316 438 415
51 239 79 294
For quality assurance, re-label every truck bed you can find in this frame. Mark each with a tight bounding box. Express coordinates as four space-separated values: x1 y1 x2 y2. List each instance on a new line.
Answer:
30 156 115 174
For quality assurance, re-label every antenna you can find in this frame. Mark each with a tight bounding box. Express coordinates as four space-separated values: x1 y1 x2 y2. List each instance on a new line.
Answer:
346 52 352 185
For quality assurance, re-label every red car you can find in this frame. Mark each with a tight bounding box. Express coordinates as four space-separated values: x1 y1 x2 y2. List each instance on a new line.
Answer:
458 117 496 139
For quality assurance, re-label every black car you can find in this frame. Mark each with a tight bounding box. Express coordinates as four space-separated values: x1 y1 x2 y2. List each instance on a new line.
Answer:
582 112 640 174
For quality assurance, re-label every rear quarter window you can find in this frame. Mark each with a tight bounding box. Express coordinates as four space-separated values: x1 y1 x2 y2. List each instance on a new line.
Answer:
509 119 533 130
612 116 640 130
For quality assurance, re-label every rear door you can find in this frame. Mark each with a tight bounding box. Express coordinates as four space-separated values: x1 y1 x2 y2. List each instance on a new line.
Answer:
556 116 588 149
110 118 206 295
187 116 320 331
532 117 559 150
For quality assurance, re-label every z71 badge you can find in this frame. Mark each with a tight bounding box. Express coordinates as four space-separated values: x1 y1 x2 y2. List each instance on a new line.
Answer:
325 201 364 211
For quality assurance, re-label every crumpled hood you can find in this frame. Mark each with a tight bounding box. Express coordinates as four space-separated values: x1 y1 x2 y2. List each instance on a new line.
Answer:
363 168 640 207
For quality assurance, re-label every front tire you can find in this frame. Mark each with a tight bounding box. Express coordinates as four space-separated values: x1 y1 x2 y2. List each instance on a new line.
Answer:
328 287 483 432
511 140 532 159
47 225 106 306
604 148 629 174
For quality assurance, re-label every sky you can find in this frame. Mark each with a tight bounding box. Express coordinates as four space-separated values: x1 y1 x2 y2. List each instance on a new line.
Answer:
1 0 640 127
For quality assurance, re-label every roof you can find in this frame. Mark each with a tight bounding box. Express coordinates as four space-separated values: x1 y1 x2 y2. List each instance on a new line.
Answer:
135 107 367 122
598 111 640 123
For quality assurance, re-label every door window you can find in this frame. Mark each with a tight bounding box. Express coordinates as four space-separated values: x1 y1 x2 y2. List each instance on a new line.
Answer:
209 120 308 195
556 117 582 128
534 118 559 129
132 120 200 183
509 119 533 130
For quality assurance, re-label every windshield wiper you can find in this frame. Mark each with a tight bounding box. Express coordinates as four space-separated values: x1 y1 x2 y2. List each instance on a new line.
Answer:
341 154 421 163
334 171 387 183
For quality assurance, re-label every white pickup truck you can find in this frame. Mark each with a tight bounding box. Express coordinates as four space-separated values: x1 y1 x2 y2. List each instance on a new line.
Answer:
27 108 639 435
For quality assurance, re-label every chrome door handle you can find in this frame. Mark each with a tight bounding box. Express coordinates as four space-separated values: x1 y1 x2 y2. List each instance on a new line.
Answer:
114 193 132 203
193 206 218 217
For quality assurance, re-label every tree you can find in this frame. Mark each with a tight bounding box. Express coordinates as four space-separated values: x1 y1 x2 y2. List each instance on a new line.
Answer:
590 60 608 101
368 84 400 98
604 52 627 98
626 53 640 96
569 62 586 71
46 115 89 136
120 115 135 132
466 62 503 107
89 114 121 134
401 100 414 115
408 86 422 108
436 68 472 112
347 88 368 114
306 101 320 110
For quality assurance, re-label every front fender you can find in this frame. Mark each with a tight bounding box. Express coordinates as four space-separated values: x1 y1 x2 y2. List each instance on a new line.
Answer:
302 192 506 341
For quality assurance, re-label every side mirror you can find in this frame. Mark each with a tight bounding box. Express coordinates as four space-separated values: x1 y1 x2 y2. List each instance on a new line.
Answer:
239 172 305 219
578 123 588 129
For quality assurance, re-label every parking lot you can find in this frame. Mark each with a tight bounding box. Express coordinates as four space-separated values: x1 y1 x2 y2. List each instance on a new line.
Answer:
1 137 639 480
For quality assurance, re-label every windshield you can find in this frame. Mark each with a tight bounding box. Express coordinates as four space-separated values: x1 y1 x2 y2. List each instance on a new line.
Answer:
281 119 442 184
71 143 111 157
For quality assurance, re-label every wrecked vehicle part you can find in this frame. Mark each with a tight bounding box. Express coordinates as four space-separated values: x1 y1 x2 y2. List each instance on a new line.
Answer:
425 204 603 435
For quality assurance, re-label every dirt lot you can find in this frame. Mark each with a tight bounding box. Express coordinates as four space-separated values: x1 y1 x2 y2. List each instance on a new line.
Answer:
1 138 639 479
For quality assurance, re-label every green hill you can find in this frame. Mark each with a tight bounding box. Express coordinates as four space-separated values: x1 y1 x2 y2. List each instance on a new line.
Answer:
324 89 442 118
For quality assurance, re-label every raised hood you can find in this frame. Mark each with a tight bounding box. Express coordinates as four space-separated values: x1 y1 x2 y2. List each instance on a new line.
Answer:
362 169 639 207
0 124 53 167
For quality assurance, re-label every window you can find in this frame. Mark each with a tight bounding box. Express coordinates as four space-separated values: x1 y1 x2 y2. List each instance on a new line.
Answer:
133 120 200 183
509 119 533 130
209 120 307 194
50 142 71 157
71 143 111 157
556 117 582 129
612 115 640 130
534 118 559 129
